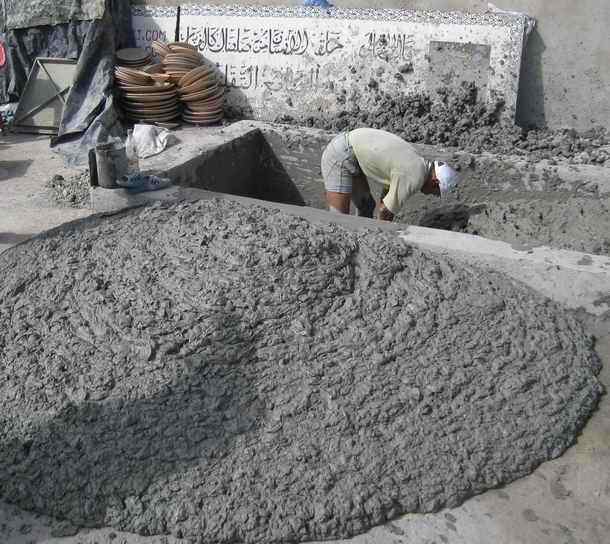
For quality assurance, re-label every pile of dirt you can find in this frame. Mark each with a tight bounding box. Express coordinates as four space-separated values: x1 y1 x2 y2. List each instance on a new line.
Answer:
46 172 90 208
277 82 610 165
0 200 602 543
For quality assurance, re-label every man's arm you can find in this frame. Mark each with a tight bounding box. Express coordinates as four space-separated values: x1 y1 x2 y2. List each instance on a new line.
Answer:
378 202 395 221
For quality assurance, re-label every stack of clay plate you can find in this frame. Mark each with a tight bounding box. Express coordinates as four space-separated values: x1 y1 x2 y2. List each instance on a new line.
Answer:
151 40 172 60
178 64 224 126
114 66 180 126
115 47 152 69
160 42 205 85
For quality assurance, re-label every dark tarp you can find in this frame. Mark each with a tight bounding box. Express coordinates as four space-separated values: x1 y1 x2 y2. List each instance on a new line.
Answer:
3 22 93 101
3 0 105 31
3 0 132 165
0 33 7 104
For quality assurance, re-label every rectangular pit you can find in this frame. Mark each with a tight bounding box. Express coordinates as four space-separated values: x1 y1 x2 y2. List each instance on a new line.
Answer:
134 121 610 256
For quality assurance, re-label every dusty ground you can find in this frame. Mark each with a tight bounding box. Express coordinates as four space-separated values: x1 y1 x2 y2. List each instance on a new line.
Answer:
0 134 91 255
0 130 609 544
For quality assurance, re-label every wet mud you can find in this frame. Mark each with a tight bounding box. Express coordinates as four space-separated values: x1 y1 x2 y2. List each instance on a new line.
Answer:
0 200 603 542
396 197 610 255
276 82 609 165
387 152 610 255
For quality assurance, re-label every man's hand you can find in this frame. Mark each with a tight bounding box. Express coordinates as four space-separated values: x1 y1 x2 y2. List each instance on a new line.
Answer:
378 202 395 222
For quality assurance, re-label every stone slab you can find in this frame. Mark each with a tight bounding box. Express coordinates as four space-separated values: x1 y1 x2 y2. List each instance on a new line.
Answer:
129 6 529 121
130 5 178 59
178 5 528 120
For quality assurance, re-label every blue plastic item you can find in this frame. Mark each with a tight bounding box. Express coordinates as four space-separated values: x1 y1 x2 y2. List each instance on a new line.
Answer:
117 173 172 193
303 0 333 7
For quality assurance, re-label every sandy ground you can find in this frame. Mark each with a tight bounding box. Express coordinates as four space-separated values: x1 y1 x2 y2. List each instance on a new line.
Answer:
0 135 91 254
0 131 609 544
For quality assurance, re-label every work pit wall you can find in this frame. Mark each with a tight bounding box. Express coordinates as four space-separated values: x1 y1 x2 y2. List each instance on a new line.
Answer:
159 122 610 257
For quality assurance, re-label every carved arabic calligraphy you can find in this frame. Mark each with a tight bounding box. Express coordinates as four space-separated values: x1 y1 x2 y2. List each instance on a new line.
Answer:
182 26 343 57
217 62 321 92
359 31 415 61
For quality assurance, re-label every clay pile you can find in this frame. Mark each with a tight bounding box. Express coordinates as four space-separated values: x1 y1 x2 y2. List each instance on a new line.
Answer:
278 82 609 165
0 200 602 543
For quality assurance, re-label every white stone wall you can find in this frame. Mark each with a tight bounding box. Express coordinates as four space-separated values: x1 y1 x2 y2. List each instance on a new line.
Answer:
131 6 178 57
131 5 529 121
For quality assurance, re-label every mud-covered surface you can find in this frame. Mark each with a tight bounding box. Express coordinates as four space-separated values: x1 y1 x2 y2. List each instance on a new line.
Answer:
385 149 610 255
396 196 610 256
464 198 610 254
277 83 610 165
46 172 91 208
0 200 603 543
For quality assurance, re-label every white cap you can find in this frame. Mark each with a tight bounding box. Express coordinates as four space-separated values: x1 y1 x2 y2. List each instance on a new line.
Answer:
434 161 460 195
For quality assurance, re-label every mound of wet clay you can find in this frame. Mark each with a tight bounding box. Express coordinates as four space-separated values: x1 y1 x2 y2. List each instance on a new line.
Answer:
278 82 610 165
0 200 603 543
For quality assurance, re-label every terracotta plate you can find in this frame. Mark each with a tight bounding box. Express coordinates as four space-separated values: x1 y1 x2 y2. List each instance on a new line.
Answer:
186 100 224 113
116 48 150 63
143 64 164 74
122 103 180 115
116 82 174 93
182 114 223 126
164 65 199 74
183 107 223 118
180 85 221 103
120 101 180 110
168 42 198 52
165 51 201 61
122 91 178 102
155 121 182 130
126 111 181 123
164 59 200 67
119 58 151 66
115 74 151 86
185 90 224 106
179 65 215 87
178 75 216 95
152 41 171 54
116 66 152 78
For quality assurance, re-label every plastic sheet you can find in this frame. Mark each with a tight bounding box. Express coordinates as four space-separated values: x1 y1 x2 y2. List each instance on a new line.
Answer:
3 0 105 31
3 22 91 102
50 0 132 166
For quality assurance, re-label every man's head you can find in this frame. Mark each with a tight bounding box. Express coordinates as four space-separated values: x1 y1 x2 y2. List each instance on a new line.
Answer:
421 161 460 197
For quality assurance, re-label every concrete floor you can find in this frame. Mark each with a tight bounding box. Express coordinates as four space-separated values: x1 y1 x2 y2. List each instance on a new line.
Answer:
0 134 91 254
0 130 609 544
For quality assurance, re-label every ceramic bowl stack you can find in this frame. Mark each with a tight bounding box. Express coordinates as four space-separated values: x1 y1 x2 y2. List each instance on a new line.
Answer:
177 64 224 125
160 42 205 84
114 66 180 126
115 48 152 69
151 40 224 125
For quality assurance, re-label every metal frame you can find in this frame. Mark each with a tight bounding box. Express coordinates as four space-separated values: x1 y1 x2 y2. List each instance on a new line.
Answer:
12 57 77 135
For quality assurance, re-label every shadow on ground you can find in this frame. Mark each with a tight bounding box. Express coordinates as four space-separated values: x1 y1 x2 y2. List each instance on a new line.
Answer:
418 203 486 231
0 232 33 244
0 160 33 181
0 304 263 533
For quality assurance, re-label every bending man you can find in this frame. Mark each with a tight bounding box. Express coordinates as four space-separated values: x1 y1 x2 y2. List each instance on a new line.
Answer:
321 128 459 221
